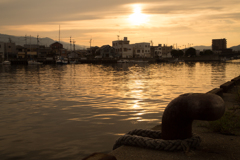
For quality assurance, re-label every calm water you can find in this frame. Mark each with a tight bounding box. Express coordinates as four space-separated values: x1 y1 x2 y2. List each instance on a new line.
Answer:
0 61 240 159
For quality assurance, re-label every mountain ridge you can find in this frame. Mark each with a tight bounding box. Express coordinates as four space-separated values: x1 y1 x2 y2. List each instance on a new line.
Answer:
0 33 239 51
0 33 86 50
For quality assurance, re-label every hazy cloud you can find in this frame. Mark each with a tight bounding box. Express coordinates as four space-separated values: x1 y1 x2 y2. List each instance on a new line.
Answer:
0 0 239 46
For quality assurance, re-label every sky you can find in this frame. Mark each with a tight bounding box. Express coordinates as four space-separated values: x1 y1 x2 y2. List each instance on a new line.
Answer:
0 0 240 48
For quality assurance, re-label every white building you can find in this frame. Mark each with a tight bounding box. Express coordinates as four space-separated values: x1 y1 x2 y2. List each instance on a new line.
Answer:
112 37 133 58
162 44 172 58
133 42 151 58
153 44 162 57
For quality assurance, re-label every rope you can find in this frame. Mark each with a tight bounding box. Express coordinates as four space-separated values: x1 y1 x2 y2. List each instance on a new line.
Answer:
113 129 201 152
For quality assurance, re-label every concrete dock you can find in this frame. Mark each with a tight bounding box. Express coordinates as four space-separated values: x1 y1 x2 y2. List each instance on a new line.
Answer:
84 75 240 160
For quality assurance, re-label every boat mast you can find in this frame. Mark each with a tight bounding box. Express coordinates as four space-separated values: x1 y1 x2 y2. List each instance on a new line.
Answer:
59 25 60 43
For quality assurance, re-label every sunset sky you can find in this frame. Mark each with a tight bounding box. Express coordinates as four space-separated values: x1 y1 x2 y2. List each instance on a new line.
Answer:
0 0 239 48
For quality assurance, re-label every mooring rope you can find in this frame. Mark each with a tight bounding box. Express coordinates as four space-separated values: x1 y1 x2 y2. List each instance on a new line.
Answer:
113 129 201 152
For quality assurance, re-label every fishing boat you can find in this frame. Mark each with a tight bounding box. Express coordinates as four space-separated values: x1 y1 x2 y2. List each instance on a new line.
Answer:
117 59 129 63
129 59 148 63
2 52 11 65
56 56 68 64
2 60 11 65
28 60 43 65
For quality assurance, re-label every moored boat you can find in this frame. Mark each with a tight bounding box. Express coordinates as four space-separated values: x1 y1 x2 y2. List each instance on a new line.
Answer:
28 60 43 65
117 59 129 63
2 60 11 65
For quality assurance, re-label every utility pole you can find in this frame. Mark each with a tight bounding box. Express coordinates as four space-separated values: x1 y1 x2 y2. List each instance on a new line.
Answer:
37 35 39 59
73 40 76 51
37 35 39 45
70 36 72 52
25 35 27 45
59 25 60 43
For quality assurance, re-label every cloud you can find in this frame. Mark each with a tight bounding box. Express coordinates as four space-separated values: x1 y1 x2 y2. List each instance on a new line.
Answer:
0 0 239 46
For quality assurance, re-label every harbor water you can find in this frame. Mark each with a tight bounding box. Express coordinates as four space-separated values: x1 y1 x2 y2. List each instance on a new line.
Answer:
0 61 240 159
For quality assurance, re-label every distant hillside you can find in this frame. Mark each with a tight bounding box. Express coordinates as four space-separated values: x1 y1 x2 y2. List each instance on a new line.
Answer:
230 45 240 51
186 45 240 51
0 33 86 50
192 45 212 51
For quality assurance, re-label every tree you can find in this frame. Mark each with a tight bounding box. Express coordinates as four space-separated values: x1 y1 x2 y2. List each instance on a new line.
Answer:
178 50 184 57
203 49 213 55
185 47 196 57
171 50 184 58
171 49 178 57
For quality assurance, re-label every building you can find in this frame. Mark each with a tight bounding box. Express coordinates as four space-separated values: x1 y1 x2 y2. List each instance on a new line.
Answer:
50 42 64 55
212 38 227 51
50 42 67 58
5 42 17 59
95 45 118 58
16 45 26 59
151 44 162 58
0 42 5 62
133 42 151 58
112 37 133 58
162 44 173 58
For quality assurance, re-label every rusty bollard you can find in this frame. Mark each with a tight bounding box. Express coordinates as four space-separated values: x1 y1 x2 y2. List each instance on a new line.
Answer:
161 93 225 140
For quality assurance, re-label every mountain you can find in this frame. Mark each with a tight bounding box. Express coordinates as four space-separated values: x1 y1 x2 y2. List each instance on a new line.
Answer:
192 45 212 51
0 33 86 50
186 45 240 51
230 45 240 51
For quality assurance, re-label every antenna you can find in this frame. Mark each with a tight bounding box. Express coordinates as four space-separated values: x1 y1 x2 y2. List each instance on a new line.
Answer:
25 35 27 45
117 35 119 40
37 35 39 45
150 40 153 46
73 40 76 51
90 38 92 48
89 38 92 54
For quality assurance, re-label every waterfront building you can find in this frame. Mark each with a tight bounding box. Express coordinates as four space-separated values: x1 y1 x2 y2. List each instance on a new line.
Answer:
0 42 5 62
38 47 51 59
162 44 173 58
16 45 26 59
151 44 162 58
95 45 118 58
50 42 68 58
87 46 99 56
4 41 17 59
212 38 227 52
50 42 63 55
112 37 133 58
133 42 151 58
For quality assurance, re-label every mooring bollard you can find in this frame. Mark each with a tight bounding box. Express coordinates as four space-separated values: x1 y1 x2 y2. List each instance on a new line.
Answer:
161 93 225 140
113 93 225 151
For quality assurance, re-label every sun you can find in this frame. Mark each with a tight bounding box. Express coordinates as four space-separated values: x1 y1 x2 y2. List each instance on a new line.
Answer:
128 5 148 25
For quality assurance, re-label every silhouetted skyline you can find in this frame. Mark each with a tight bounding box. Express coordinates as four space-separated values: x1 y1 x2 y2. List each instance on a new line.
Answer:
0 0 239 47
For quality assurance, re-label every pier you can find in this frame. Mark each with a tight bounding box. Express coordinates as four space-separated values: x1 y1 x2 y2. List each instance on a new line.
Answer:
84 75 240 160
